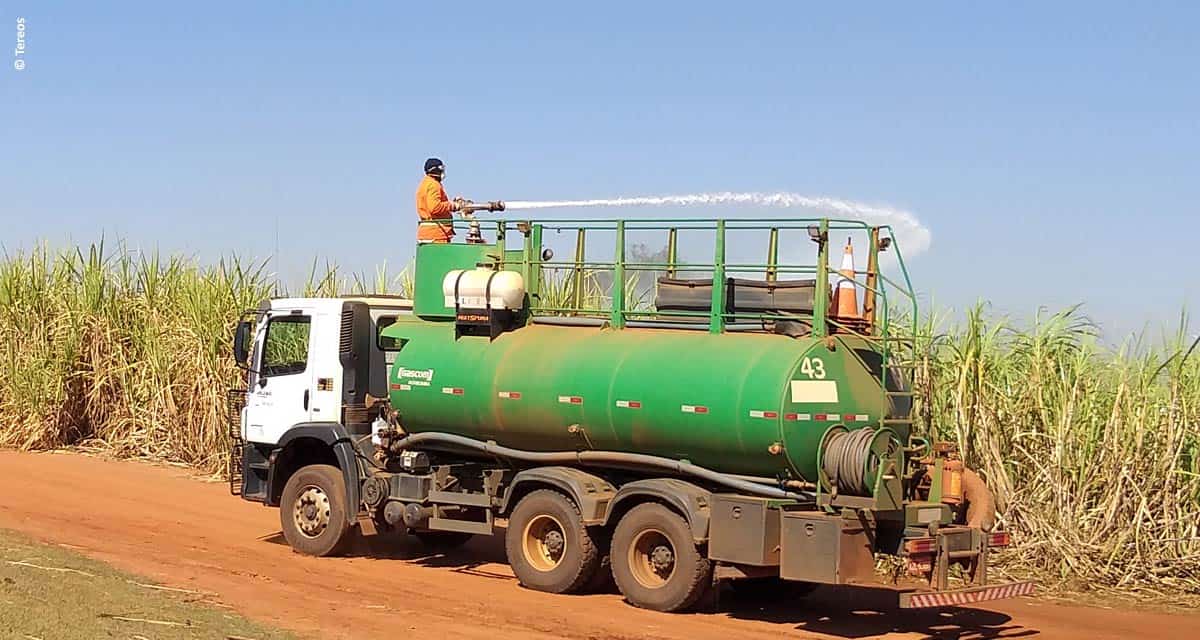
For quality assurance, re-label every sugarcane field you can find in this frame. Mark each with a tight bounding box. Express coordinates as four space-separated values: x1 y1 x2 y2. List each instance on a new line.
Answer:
3 4 1199 640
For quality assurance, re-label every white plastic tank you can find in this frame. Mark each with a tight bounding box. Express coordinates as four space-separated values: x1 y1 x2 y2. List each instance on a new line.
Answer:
442 269 525 311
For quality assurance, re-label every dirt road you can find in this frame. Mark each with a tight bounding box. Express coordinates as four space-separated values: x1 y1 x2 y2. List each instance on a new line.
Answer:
0 451 1193 639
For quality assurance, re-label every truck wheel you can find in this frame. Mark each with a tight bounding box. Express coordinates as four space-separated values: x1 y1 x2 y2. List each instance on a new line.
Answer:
280 464 354 557
611 503 712 612
414 530 474 549
505 489 601 594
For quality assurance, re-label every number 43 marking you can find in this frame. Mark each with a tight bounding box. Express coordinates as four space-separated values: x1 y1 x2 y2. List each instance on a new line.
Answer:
800 357 827 379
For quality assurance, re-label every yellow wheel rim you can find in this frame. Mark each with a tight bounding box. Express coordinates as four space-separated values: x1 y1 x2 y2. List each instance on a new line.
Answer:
628 528 675 589
522 514 567 572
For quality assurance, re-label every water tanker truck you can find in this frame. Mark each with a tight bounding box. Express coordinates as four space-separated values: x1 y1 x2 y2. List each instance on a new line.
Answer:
231 214 1033 611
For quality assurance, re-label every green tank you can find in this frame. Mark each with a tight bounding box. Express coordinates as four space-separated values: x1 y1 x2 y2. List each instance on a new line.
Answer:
384 317 900 481
380 221 915 482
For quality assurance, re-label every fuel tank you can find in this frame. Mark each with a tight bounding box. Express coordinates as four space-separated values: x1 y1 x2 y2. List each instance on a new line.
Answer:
382 318 906 481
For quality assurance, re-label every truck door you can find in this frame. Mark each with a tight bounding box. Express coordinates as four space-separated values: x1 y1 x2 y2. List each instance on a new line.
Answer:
243 310 316 445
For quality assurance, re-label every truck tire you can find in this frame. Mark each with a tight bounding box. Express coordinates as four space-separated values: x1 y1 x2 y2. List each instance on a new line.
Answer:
505 489 602 594
280 464 354 557
414 530 474 550
611 502 712 612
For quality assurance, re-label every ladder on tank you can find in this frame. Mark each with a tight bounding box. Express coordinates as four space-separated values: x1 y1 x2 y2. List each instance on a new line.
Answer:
877 331 924 442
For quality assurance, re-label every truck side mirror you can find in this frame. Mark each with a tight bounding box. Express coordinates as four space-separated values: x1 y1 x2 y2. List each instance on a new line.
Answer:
233 320 252 365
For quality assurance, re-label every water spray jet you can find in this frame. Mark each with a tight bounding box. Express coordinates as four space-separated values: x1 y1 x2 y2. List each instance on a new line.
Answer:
503 191 932 255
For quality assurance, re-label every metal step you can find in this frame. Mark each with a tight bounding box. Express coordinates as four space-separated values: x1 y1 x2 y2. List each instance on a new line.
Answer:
227 388 247 497
229 443 244 496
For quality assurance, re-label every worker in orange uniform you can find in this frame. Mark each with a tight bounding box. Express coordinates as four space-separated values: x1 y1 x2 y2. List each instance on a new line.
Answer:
415 158 461 243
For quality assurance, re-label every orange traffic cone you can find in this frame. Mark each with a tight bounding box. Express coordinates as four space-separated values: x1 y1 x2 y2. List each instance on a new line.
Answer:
832 238 860 320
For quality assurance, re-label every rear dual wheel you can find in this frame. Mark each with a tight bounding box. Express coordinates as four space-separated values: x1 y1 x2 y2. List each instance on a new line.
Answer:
505 490 603 594
611 503 712 612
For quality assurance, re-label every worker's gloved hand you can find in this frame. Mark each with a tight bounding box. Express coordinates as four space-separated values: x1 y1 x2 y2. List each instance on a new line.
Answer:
450 198 463 212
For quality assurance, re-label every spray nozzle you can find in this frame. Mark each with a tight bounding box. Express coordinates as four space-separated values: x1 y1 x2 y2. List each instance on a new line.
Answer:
455 198 505 215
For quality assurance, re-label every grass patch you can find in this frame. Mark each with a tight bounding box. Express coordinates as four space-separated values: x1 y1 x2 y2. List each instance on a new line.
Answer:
0 528 299 640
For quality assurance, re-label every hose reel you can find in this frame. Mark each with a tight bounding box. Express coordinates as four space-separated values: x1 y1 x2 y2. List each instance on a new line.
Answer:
819 425 900 498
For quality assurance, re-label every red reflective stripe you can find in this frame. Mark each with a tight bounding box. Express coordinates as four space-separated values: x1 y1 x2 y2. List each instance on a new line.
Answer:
905 538 937 554
389 383 403 390
498 391 522 399
844 413 856 421
784 413 799 421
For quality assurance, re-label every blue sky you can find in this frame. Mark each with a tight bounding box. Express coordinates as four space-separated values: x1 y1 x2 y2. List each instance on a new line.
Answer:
2 2 1197 340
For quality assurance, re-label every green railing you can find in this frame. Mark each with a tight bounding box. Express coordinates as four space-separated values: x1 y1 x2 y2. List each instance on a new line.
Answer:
436 215 918 354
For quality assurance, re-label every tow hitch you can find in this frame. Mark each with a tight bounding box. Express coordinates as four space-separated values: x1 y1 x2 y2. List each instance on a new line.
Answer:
898 526 1034 608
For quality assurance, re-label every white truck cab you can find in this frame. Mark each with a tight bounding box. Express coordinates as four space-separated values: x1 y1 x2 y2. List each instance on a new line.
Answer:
231 296 409 506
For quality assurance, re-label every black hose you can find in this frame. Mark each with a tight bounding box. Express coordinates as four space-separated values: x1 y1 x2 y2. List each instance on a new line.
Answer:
349 434 389 472
821 427 876 496
391 432 812 500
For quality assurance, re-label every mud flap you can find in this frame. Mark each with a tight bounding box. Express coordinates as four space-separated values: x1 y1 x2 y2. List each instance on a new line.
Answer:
331 440 362 526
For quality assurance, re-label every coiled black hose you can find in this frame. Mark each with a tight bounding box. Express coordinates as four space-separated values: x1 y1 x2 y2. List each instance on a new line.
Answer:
821 427 878 496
